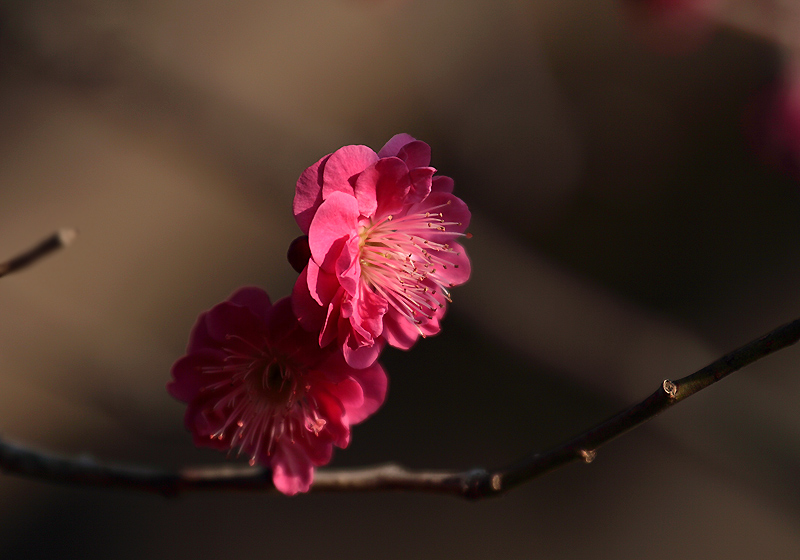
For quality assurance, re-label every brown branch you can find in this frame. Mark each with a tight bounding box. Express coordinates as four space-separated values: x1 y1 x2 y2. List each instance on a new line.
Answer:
0 229 77 278
3 317 800 498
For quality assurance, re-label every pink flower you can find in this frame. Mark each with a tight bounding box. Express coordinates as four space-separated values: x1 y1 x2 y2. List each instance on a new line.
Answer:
292 134 471 368
167 287 388 495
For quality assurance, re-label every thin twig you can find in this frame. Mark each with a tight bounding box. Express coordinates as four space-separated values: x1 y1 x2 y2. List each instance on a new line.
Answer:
0 229 77 278
2 317 800 499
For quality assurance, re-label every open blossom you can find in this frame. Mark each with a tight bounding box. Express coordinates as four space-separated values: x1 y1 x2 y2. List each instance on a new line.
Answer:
167 287 387 495
292 134 471 368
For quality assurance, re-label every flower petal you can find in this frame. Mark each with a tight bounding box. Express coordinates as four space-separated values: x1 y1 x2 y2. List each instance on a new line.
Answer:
372 157 412 218
271 442 317 495
342 335 384 369
322 145 378 199
308 191 360 272
381 312 421 350
168 351 223 402
346 362 388 424
378 133 416 158
397 140 431 169
306 260 340 307
186 311 214 354
291 265 326 332
335 237 364 299
204 302 264 346
227 287 271 323
320 288 344 347
353 162 380 217
431 175 454 193
407 166 435 203
432 242 471 287
294 154 330 235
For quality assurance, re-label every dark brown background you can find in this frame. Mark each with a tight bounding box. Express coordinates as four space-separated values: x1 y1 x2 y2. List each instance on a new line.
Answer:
1 0 799 558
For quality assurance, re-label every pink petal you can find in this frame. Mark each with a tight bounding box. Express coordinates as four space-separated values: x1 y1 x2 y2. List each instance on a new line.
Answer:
431 175 454 193
419 305 444 337
396 140 431 168
204 302 264 345
378 133 416 158
346 362 388 424
294 154 330 235
352 284 387 340
227 286 271 323
334 236 362 297
322 145 378 199
331 376 365 412
271 443 317 495
315 378 364 446
263 297 300 344
308 192 360 272
300 433 335 465
353 162 380 217
319 289 345 347
306 260 340 307
186 311 214 354
407 166 435 203
342 335 384 369
381 312 420 349
373 157 412 218
168 351 222 402
291 266 327 332
432 242 471 286
313 392 350 447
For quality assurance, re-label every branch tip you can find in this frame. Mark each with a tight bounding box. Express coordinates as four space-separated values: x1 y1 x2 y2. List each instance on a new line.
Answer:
58 228 78 247
580 449 597 464
0 228 78 279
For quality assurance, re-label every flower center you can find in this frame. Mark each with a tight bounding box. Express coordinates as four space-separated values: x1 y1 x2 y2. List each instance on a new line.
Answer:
358 201 465 332
201 336 326 465
246 360 299 406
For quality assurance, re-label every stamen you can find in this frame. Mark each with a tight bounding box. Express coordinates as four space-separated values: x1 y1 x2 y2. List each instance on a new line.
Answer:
358 206 466 329
201 339 325 468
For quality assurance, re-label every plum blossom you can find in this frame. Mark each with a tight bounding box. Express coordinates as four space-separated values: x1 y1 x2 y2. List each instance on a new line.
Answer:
167 287 387 495
291 134 471 368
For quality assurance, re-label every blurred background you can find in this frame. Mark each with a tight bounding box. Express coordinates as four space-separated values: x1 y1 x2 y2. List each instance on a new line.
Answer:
1 0 800 557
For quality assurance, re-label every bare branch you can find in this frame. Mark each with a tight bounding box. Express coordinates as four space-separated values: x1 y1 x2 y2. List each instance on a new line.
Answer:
2 317 800 498
0 229 77 279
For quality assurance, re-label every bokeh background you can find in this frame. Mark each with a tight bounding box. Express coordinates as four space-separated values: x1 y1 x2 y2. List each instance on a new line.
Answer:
1 0 800 558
